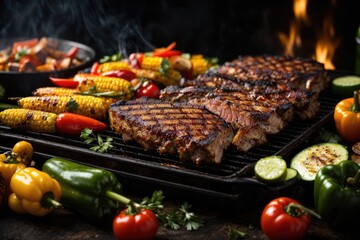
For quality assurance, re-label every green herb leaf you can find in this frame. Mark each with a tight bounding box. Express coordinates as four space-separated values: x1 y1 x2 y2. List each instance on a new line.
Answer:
100 52 122 63
228 228 247 239
159 59 170 76
66 98 79 112
80 128 114 153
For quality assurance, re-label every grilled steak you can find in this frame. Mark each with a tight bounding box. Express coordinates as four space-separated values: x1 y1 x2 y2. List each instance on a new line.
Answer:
109 98 234 165
232 124 267 152
181 72 320 119
214 55 329 92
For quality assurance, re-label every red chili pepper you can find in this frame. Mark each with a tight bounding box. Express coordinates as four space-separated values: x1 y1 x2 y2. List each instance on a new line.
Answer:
90 62 100 75
50 76 78 88
63 47 79 59
113 208 158 240
135 82 160 99
153 50 182 58
260 197 318 240
101 70 136 81
55 113 107 135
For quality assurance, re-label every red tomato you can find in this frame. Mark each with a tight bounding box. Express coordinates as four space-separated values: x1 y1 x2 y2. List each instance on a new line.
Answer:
136 82 160 99
102 70 136 81
261 197 311 240
113 209 158 240
55 113 107 135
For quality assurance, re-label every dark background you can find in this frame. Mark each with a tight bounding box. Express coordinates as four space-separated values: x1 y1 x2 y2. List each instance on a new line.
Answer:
0 0 359 70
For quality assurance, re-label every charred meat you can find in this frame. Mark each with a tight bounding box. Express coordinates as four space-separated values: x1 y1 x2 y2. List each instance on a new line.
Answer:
214 55 329 92
109 98 234 165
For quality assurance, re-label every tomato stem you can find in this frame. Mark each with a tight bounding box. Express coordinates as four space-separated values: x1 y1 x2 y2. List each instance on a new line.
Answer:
285 203 321 219
351 90 360 112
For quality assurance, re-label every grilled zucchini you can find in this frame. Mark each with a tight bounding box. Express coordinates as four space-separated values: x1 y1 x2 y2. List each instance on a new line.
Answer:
290 143 349 181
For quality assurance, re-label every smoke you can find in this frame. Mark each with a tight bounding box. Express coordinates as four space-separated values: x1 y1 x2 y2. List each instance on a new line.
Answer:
0 0 152 57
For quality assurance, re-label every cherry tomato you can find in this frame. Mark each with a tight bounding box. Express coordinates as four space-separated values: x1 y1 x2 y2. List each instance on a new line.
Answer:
12 141 33 166
113 208 158 240
102 70 136 81
135 82 160 99
55 113 107 135
261 197 311 240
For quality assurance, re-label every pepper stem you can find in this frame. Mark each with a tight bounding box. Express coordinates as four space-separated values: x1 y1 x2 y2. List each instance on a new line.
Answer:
350 90 360 112
286 202 321 219
45 198 62 209
41 192 62 209
105 190 140 208
347 169 360 186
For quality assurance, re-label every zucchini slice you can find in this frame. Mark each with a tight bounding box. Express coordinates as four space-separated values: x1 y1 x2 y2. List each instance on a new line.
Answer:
290 143 348 181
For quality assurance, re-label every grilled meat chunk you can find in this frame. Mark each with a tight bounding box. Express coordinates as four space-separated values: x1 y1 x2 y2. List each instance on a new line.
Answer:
232 124 267 152
181 73 320 119
215 55 329 92
109 98 234 165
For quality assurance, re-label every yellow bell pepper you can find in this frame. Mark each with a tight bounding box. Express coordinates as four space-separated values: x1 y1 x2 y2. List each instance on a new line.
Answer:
0 151 26 198
334 90 360 142
8 192 27 214
10 167 62 216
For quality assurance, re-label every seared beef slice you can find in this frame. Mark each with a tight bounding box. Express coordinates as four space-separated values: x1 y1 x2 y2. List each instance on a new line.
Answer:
109 98 234 165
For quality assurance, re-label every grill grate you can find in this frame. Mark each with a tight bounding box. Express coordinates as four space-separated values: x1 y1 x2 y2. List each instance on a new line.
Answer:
0 72 344 210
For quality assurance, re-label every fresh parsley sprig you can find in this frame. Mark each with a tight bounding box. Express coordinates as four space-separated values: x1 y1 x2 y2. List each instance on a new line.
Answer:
80 128 114 153
140 190 203 231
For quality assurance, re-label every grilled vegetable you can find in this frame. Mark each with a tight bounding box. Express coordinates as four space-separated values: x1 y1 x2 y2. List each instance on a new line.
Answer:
190 55 210 76
50 77 80 89
141 56 170 75
17 95 109 120
42 157 125 222
334 90 360 142
73 73 134 100
0 109 58 133
33 87 75 96
290 143 348 181
152 42 181 58
101 69 136 81
98 60 130 73
0 109 107 135
314 160 360 229
9 167 62 216
135 81 160 99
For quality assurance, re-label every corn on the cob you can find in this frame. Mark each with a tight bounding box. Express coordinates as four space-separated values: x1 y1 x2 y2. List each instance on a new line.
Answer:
140 56 170 75
131 68 181 86
190 56 209 76
74 73 134 100
32 87 75 96
98 60 130 73
18 95 109 120
0 108 57 133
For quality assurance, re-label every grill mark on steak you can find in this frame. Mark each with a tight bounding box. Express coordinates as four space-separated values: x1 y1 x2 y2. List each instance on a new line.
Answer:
109 98 234 165
215 55 329 92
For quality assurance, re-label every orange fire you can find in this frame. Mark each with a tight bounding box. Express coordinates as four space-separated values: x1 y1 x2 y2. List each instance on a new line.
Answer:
278 0 338 69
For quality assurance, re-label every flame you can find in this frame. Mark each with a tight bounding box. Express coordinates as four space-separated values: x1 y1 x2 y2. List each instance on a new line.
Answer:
278 0 338 70
314 0 338 70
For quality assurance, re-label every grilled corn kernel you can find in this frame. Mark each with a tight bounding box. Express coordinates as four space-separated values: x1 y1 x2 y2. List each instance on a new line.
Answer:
141 57 170 74
74 73 134 100
18 95 109 120
98 61 130 73
0 108 57 133
32 87 75 96
191 57 209 76
156 69 182 85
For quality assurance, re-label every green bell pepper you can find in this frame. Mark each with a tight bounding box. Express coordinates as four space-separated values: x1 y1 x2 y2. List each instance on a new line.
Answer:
42 157 131 223
314 160 360 228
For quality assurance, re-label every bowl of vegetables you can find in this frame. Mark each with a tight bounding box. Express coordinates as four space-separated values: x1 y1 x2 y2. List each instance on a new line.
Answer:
0 37 96 101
